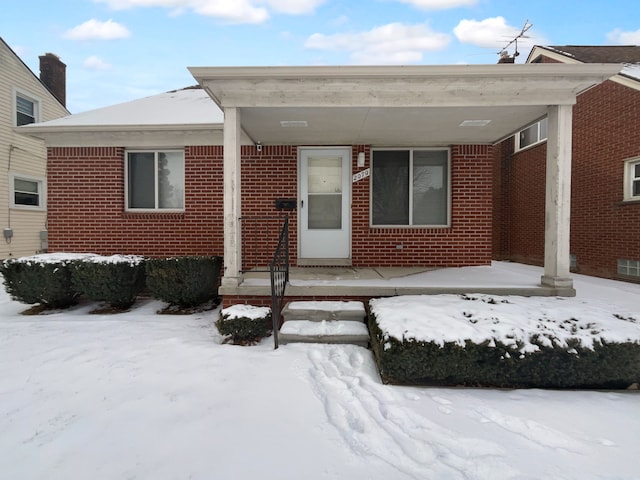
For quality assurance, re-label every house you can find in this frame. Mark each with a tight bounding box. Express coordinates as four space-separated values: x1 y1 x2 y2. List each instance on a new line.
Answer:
0 37 69 259
493 46 640 283
19 63 620 306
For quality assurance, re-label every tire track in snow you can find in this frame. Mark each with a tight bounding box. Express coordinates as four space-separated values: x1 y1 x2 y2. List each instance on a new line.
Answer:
306 346 524 480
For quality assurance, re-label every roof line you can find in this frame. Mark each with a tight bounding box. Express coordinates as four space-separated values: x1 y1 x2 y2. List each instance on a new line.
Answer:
0 36 69 114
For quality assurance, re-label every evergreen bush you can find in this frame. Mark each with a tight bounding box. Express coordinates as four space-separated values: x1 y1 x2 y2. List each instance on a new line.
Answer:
369 311 640 389
71 255 146 309
217 305 272 345
145 256 222 308
0 254 91 308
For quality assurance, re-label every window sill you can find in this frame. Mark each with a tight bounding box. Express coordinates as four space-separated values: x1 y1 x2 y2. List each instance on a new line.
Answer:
618 198 640 206
10 205 46 212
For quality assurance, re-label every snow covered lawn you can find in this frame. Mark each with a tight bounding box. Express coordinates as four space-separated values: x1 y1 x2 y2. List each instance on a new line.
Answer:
1 264 639 479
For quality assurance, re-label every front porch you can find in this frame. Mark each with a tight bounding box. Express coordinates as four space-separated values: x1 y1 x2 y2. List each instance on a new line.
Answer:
220 261 569 307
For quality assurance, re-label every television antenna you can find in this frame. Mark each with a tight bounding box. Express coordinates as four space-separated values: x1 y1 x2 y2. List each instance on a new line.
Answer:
498 20 532 60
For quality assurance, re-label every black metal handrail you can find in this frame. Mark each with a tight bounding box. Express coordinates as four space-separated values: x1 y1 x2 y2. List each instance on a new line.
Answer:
269 214 289 349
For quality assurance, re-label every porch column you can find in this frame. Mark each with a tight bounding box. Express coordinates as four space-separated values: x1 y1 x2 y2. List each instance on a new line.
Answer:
221 106 243 287
541 104 574 294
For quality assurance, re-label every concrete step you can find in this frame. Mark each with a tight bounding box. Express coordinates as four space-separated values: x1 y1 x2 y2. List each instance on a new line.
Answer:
281 300 366 322
279 320 369 347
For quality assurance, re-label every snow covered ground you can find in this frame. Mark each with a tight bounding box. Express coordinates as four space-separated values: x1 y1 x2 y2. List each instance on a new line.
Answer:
1 262 639 480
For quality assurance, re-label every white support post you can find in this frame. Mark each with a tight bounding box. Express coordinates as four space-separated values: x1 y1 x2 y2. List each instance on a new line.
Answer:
220 107 243 288
541 104 575 294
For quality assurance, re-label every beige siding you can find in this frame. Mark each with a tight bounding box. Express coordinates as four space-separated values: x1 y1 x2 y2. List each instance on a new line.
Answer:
0 39 68 259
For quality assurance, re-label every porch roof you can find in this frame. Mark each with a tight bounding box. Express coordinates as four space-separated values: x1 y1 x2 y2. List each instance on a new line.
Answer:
189 63 621 146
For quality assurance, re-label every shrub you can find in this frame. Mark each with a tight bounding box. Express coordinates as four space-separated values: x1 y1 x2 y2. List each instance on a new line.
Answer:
145 256 222 308
217 305 272 345
71 255 146 309
0 253 93 308
369 295 640 389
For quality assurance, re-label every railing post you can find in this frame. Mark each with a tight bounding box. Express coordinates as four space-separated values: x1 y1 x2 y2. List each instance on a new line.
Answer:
269 214 289 350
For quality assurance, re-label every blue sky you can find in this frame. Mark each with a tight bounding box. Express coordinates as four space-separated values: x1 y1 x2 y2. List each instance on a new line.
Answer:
2 0 639 113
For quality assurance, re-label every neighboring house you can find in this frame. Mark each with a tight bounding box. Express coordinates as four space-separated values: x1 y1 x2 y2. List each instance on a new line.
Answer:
20 63 619 305
0 37 68 259
493 45 640 283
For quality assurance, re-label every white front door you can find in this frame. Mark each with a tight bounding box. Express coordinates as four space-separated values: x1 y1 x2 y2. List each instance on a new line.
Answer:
299 148 351 261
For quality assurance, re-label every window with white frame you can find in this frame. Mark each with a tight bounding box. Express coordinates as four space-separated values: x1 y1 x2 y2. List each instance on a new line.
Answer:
126 150 185 210
371 148 450 226
15 92 39 126
624 158 640 201
515 117 547 151
11 174 45 209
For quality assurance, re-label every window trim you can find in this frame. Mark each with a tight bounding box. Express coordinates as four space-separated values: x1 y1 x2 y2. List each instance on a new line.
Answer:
514 117 548 152
623 157 640 202
10 173 46 211
370 147 451 228
124 149 186 212
13 88 41 127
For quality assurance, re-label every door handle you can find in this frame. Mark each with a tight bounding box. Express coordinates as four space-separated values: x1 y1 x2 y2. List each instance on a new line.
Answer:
301 200 304 208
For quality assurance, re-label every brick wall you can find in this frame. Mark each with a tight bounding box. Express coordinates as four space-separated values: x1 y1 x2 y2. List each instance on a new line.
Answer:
48 143 493 268
494 76 640 280
351 144 493 267
47 146 224 256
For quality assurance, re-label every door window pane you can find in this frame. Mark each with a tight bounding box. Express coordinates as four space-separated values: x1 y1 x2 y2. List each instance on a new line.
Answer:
308 157 342 193
308 195 342 229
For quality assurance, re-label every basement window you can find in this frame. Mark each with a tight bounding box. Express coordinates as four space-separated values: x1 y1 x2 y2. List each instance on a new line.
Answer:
515 118 547 151
371 148 450 227
617 259 640 278
125 150 185 211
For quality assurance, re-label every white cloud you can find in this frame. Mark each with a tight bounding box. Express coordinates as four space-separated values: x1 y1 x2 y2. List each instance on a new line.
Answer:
64 19 131 40
83 55 112 70
94 0 325 23
395 0 476 9
453 16 542 57
607 28 640 45
453 16 518 48
305 22 451 64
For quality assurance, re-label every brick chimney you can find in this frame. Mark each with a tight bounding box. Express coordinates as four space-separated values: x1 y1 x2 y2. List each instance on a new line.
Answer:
497 51 515 64
39 53 66 107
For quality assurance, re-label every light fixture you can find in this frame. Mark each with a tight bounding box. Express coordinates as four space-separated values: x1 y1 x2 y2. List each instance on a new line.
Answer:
357 152 365 167
280 120 308 128
459 120 491 127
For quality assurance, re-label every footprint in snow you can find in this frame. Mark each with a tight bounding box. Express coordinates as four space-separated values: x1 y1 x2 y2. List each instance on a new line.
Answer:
307 345 521 480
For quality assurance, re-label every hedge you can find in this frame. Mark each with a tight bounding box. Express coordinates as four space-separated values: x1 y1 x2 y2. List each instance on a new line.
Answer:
71 255 146 309
217 305 272 345
145 256 222 308
369 295 640 389
0 253 93 308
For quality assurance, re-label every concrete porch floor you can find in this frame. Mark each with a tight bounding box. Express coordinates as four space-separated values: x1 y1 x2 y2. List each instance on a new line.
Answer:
220 262 575 298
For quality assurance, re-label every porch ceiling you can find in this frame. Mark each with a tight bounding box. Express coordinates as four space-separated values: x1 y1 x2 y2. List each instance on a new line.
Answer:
189 64 621 146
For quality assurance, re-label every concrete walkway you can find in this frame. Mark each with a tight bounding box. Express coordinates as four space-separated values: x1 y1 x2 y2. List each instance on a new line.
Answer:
224 262 571 298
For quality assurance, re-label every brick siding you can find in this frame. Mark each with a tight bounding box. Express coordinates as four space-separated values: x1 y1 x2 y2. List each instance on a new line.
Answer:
47 146 224 256
494 74 640 281
48 144 493 269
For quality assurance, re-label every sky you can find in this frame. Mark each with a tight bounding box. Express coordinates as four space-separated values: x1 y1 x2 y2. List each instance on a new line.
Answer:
2 0 640 113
